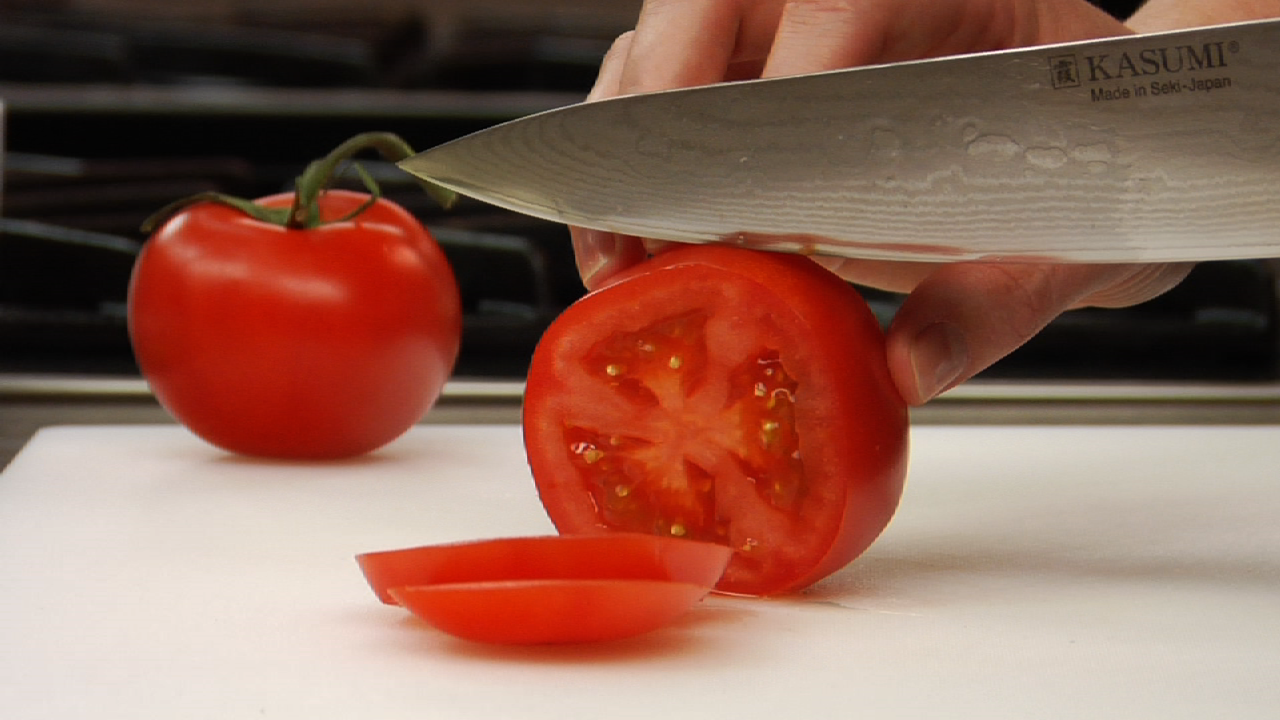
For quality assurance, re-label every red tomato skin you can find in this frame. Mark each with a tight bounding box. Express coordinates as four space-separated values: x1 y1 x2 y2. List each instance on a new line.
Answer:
357 533 733 604
523 245 909 596
389 580 711 645
127 190 462 459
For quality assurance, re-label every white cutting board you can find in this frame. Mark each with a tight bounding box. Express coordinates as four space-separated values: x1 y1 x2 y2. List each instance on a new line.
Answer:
1 423 1278 719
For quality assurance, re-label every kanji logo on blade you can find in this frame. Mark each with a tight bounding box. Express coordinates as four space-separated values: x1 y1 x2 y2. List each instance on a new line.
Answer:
1049 55 1081 89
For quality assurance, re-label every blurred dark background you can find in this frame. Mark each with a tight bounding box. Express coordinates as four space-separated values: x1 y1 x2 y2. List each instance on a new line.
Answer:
2 0 1277 383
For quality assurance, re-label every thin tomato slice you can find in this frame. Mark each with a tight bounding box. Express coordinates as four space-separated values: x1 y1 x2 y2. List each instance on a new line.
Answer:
389 579 712 645
357 533 732 604
357 534 732 644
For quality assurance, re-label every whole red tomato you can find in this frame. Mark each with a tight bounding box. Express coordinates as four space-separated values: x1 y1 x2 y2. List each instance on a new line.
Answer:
128 188 462 459
523 245 909 596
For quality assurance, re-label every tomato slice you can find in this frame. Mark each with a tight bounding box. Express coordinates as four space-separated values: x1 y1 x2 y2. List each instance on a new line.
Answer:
523 246 910 596
356 533 732 644
357 533 731 604
389 579 711 645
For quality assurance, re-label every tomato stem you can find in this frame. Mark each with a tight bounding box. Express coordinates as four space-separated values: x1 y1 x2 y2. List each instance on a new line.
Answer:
286 132 456 229
140 132 457 235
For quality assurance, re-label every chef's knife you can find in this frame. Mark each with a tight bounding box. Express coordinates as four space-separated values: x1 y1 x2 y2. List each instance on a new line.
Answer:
400 19 1280 263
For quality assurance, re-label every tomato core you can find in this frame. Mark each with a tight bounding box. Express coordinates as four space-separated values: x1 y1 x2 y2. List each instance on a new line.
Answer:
561 305 823 588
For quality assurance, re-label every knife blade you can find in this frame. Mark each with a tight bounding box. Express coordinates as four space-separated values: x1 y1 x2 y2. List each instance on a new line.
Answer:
400 19 1280 263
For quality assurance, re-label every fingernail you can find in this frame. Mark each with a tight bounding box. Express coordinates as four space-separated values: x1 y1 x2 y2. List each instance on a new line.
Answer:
586 71 609 102
587 31 632 102
910 322 969 402
808 254 848 274
573 229 621 290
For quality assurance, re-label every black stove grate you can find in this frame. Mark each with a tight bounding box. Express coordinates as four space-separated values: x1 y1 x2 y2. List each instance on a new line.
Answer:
2 3 1277 382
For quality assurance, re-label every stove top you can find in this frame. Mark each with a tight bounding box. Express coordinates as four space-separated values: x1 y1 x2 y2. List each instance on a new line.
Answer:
2 1 1276 383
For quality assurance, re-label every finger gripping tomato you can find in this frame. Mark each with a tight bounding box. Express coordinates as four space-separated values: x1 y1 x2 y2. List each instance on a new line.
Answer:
127 133 462 459
523 245 910 596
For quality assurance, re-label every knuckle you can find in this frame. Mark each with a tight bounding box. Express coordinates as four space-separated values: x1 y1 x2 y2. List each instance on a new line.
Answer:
975 263 1073 341
781 0 856 22
1082 263 1195 308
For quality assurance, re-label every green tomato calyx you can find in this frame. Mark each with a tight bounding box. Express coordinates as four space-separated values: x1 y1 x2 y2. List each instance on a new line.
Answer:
140 132 457 234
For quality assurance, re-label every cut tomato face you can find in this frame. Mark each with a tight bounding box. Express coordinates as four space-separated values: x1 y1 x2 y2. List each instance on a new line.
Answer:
523 246 910 596
357 534 732 644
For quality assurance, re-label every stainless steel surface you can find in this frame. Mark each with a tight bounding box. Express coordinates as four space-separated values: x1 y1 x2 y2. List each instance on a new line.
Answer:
0 377 526 470
401 19 1280 264
6 374 1280 470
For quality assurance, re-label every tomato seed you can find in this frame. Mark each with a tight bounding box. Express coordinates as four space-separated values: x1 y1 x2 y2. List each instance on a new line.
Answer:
759 420 780 447
767 388 795 410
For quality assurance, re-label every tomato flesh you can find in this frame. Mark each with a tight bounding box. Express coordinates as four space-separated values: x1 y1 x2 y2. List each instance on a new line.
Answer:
524 246 910 596
567 317 808 542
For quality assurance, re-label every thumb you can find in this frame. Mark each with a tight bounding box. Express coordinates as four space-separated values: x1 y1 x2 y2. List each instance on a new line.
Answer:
886 262 1194 405
569 227 649 291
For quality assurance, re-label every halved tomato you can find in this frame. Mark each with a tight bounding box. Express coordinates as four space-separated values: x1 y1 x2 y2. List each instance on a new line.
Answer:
357 533 732 644
523 245 910 596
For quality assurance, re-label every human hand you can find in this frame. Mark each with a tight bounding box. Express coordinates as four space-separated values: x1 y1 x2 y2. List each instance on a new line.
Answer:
569 0 1197 405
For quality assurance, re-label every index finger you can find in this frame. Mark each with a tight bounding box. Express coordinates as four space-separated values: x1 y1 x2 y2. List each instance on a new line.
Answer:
615 0 786 95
